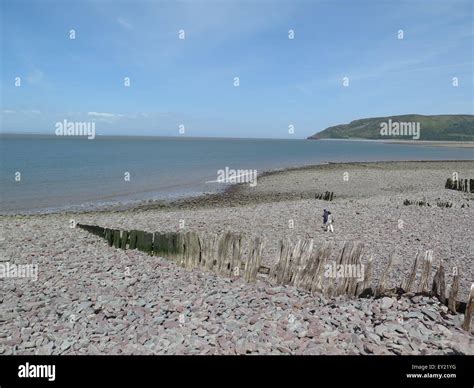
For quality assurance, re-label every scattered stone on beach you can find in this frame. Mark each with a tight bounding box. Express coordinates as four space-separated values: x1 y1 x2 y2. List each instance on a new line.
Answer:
1 161 473 355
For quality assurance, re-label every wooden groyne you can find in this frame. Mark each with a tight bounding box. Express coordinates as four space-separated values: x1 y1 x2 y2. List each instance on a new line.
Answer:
315 191 334 201
445 177 474 193
79 224 264 282
403 199 453 208
76 223 473 332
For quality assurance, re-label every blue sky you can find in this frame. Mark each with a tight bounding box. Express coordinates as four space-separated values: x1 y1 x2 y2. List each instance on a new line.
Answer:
1 0 473 138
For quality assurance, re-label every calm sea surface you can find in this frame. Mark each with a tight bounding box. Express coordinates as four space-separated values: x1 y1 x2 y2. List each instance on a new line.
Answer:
1 135 473 214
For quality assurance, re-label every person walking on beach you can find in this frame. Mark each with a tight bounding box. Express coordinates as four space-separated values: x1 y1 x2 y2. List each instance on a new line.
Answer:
326 211 334 233
322 209 329 229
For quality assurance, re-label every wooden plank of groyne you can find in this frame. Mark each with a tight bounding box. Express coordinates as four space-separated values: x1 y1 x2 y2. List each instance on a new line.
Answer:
357 254 373 297
462 284 474 332
184 231 201 269
338 242 364 297
120 231 129 250
135 231 144 251
375 251 396 297
230 234 243 277
215 232 232 274
293 239 317 289
202 233 218 271
294 240 319 292
310 241 332 295
105 229 113 247
431 259 446 304
348 243 364 297
287 239 304 286
171 233 179 260
113 230 121 249
177 232 186 267
165 232 175 257
269 239 292 285
402 252 420 292
418 250 433 293
218 233 242 277
94 226 104 237
152 232 163 256
135 231 153 254
244 237 264 282
168 232 175 257
128 230 138 250
167 232 176 260
331 241 353 296
153 232 162 256
143 232 153 254
448 271 460 313
180 232 190 267
175 232 185 262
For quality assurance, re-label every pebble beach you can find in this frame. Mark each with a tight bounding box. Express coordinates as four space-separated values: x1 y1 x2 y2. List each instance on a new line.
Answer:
1 160 473 355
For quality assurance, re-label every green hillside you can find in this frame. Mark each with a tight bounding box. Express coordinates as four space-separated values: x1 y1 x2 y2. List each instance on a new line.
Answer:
308 114 474 141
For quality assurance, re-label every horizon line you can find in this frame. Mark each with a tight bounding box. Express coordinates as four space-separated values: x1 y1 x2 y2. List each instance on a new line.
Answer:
0 132 311 141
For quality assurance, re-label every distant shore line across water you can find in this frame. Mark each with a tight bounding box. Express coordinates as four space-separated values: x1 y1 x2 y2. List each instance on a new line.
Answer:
1 135 473 214
2 133 474 147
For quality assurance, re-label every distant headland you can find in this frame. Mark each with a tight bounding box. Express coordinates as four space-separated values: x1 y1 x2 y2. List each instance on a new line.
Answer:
308 114 474 141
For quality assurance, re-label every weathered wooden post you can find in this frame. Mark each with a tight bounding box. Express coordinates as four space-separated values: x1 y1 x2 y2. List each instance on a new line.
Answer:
448 268 460 313
402 252 420 292
120 231 129 250
135 231 144 251
230 234 243 277
203 233 218 272
216 232 232 275
244 237 264 283
357 254 373 296
293 239 314 289
113 230 121 249
418 250 433 293
375 252 396 297
309 241 332 295
431 259 446 304
462 284 474 332
175 232 185 262
136 232 153 254
128 230 138 249
105 229 113 247
269 239 291 285
155 232 168 257
97 226 105 237
183 231 201 269
145 232 154 254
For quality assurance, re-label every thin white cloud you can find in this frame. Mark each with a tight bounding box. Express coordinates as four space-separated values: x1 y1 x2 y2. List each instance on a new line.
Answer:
87 112 117 118
117 17 133 30
2 110 15 114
